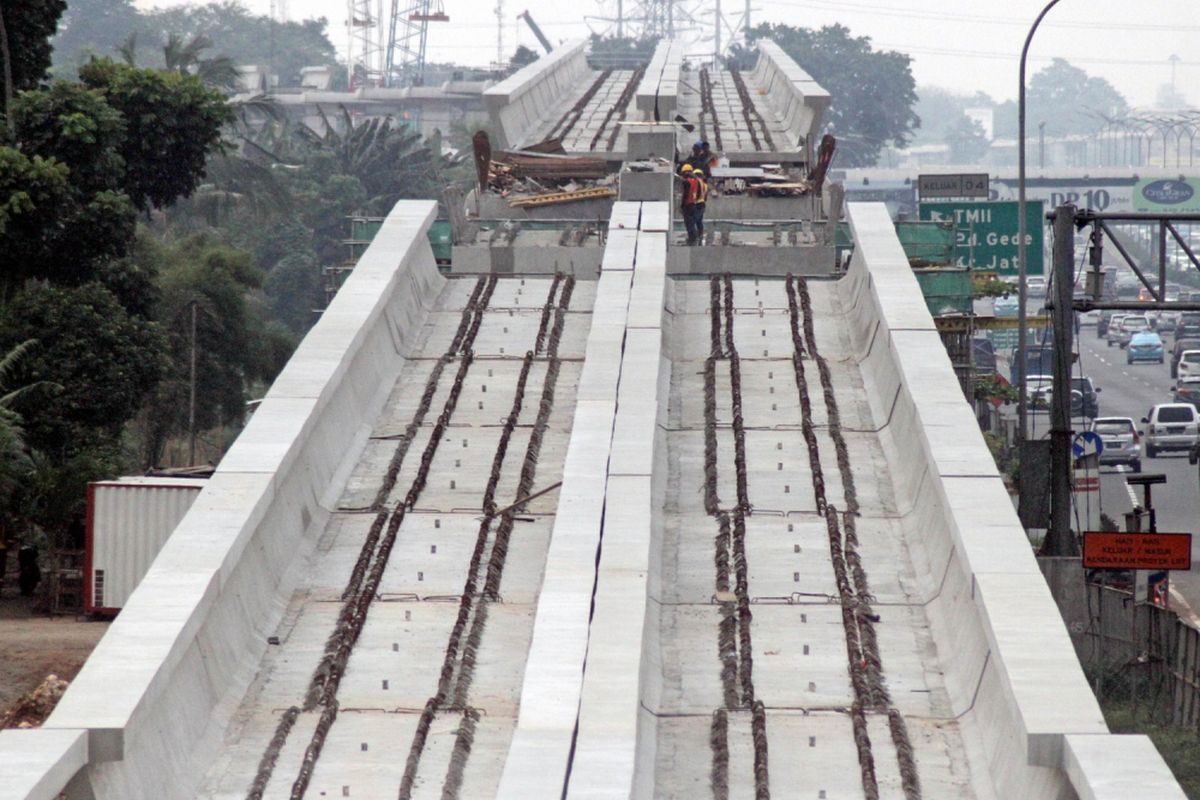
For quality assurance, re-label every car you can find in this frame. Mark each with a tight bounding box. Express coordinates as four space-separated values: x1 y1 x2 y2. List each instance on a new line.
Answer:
1127 331 1165 364
1172 337 1200 378
1174 376 1200 408
1176 312 1200 341
1072 376 1101 418
993 294 1018 317
1025 374 1054 410
1158 308 1181 333
1097 310 1115 338
1025 276 1047 297
1112 314 1151 348
1179 349 1200 380
972 338 996 375
1106 313 1129 347
1142 403 1200 456
1092 416 1141 472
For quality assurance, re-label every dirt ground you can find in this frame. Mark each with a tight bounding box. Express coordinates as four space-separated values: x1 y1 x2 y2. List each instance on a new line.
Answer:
0 587 108 718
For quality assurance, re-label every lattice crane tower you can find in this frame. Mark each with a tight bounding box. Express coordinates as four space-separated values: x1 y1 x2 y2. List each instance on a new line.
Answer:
386 0 449 87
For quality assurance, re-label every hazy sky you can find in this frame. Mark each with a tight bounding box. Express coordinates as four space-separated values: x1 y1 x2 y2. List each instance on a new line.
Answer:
134 0 1199 107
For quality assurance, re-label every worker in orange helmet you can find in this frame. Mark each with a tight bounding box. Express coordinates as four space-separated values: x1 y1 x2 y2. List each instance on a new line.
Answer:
679 164 701 245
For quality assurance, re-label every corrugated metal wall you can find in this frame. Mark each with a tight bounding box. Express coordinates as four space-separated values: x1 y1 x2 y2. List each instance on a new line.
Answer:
90 483 203 611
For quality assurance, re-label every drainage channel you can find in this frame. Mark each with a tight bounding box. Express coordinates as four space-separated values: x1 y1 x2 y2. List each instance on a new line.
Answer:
706 274 770 800
785 274 921 800
398 275 575 799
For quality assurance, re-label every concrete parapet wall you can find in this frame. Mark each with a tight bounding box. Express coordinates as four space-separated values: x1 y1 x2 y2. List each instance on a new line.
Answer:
18 202 445 800
484 40 588 149
634 40 682 121
751 40 831 156
838 202 1183 797
497 203 672 799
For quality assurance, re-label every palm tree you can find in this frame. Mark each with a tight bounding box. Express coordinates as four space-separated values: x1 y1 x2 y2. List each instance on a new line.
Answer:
0 341 60 517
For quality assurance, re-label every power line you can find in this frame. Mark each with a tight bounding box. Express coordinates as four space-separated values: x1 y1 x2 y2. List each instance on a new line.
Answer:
758 0 1200 32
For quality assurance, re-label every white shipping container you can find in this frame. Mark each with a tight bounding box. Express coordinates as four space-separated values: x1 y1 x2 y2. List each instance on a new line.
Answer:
86 477 207 614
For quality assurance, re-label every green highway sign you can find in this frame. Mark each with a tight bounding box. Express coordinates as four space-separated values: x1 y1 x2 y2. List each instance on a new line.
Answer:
919 200 1045 277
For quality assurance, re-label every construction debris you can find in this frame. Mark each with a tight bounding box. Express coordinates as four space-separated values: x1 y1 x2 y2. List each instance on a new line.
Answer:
508 187 616 208
1 674 69 729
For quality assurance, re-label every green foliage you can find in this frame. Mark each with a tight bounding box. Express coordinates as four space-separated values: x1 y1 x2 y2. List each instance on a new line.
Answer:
52 1 342 87
80 58 233 209
0 281 167 456
746 23 918 167
138 234 292 467
0 146 135 293
992 59 1128 139
13 80 127 193
47 0 141 79
1 0 68 91
511 45 539 69
944 115 989 164
587 34 659 65
264 251 320 335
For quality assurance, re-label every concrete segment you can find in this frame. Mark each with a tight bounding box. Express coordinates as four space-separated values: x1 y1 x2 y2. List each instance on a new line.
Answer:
38 202 444 799
1064 734 1188 799
483 40 588 149
840 201 1182 796
0 730 88 800
750 41 831 157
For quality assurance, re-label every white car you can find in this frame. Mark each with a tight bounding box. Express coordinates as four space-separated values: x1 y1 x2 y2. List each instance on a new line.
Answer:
1109 314 1151 348
1092 416 1141 472
1106 314 1129 347
1142 403 1200 457
1025 374 1053 410
1179 350 1200 380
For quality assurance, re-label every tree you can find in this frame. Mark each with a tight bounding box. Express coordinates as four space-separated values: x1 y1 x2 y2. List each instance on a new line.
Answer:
993 58 1127 139
79 58 233 209
945 115 990 164
0 0 67 92
138 2 341 87
138 235 291 466
747 23 918 167
0 281 167 457
511 45 539 69
48 0 141 78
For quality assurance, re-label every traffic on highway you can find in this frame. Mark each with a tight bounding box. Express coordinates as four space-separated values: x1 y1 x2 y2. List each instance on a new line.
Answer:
1007 264 1200 615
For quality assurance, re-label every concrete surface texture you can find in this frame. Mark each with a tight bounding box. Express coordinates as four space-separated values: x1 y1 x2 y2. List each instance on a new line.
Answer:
0 199 1187 798
749 40 832 157
483 39 588 149
485 38 824 162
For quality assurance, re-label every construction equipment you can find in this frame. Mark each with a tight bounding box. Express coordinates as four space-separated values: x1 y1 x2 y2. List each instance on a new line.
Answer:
385 0 450 86
519 10 553 54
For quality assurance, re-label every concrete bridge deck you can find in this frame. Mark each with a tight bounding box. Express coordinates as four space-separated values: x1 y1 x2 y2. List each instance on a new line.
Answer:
1 199 1186 799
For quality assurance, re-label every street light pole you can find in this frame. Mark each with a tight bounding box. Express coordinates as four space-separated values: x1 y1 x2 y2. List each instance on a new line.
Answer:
188 300 198 466
1018 0 1063 446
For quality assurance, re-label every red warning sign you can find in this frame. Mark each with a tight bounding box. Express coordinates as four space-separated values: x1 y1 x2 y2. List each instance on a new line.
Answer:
1083 532 1193 571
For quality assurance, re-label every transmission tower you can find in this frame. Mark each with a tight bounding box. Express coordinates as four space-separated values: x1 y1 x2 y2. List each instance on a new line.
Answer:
385 0 448 86
592 0 703 41
495 0 505 66
347 0 386 87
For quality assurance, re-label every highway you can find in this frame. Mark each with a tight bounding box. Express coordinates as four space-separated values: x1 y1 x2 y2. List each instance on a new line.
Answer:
1073 322 1200 618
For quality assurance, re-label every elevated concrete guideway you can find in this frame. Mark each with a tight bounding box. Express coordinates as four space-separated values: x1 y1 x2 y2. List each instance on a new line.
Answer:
0 39 1186 799
1 199 1185 799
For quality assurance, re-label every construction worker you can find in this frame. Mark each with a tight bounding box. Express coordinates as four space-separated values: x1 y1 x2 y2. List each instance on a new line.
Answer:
678 164 710 246
685 140 714 178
